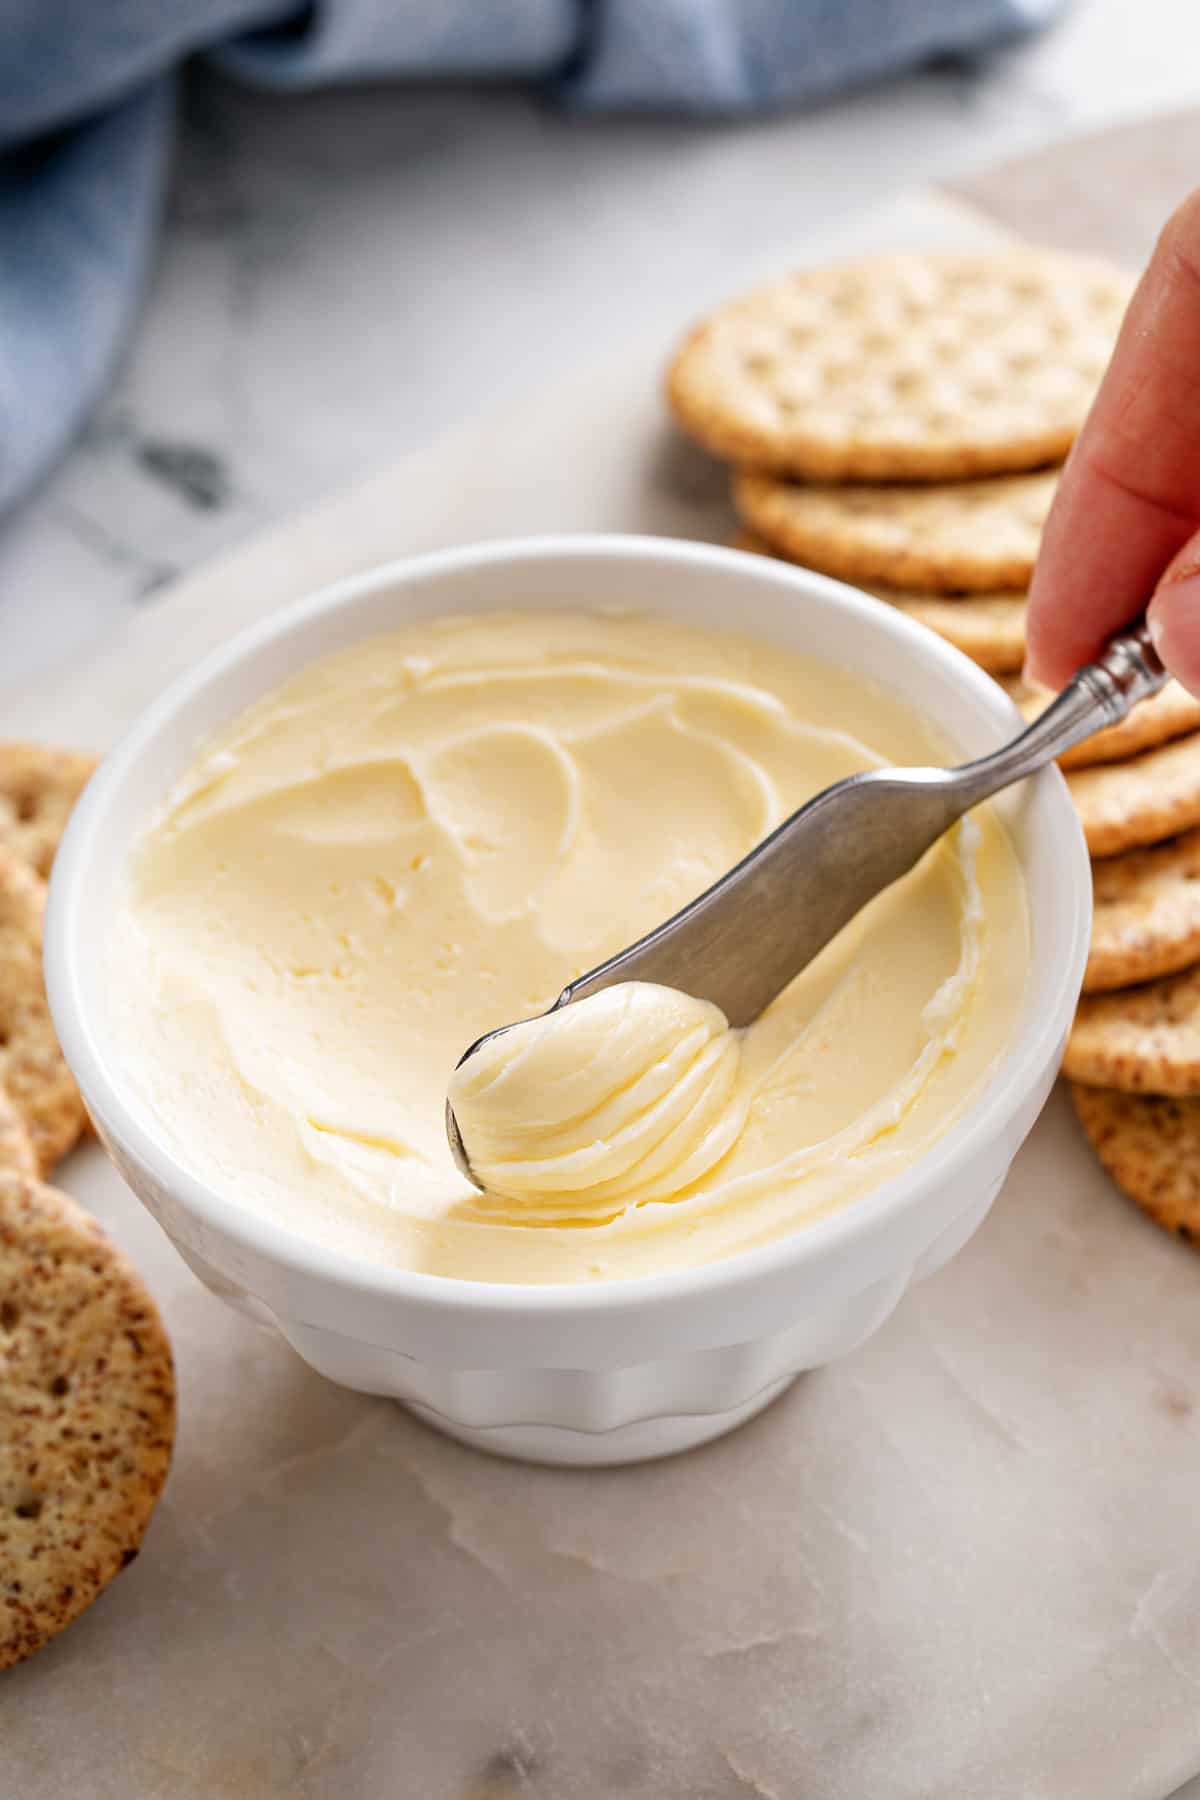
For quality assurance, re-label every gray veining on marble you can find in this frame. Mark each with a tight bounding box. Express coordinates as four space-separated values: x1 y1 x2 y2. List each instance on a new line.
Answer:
1 0 1196 690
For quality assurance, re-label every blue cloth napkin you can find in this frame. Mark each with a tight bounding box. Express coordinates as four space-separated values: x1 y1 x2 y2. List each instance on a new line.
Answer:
0 0 1058 519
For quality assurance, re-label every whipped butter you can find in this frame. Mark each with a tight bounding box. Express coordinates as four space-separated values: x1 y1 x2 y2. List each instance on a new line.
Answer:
109 610 1028 1283
450 983 746 1216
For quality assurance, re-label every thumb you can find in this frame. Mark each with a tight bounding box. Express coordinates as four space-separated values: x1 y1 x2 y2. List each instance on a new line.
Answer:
1148 530 1200 697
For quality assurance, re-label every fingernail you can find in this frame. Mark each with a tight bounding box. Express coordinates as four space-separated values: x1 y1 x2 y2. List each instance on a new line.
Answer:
1160 542 1200 588
1020 644 1052 692
1021 627 1043 689
1148 572 1200 695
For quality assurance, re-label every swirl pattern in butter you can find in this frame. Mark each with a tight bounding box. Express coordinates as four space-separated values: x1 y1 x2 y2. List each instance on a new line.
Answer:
451 984 746 1219
108 611 1028 1284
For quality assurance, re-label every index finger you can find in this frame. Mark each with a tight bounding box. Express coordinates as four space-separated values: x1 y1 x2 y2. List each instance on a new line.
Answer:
1024 192 1200 687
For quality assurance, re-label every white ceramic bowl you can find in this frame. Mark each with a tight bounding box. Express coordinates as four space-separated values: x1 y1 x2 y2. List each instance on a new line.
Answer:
46 537 1090 1466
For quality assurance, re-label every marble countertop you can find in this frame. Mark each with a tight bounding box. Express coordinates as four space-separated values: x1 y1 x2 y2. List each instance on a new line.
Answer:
8 5 1200 1797
1 0 1197 691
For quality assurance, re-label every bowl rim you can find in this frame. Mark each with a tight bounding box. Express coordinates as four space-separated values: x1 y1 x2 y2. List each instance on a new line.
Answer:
46 532 1091 1321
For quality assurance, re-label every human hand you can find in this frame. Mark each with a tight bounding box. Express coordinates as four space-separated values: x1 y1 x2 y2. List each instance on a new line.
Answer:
1025 192 1200 694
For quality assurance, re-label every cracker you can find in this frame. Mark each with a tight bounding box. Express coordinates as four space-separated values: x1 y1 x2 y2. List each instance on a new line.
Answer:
1004 678 1200 772
734 467 1055 593
1068 733 1200 859
884 593 1025 675
1083 829 1200 993
0 1173 174 1669
0 851 86 1173
0 1086 35 1178
668 249 1130 480
1071 1084 1200 1246
0 744 96 880
734 530 1025 673
1065 963 1200 1095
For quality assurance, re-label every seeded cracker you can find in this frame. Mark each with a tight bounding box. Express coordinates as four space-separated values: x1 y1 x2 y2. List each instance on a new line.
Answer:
0 850 86 1173
1071 1084 1200 1246
1065 964 1200 1096
0 1084 35 1177
1083 829 1200 993
0 1173 175 1668
0 744 96 880
1068 733 1200 859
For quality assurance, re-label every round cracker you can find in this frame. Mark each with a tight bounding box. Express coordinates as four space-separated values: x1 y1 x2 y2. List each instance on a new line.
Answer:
668 249 1130 481
0 745 96 881
1084 829 1200 993
883 592 1025 675
734 467 1055 593
1071 1083 1200 1245
0 851 86 1174
0 1173 175 1669
1003 678 1200 772
733 529 1025 673
1068 732 1200 859
1065 963 1200 1095
0 1086 35 1178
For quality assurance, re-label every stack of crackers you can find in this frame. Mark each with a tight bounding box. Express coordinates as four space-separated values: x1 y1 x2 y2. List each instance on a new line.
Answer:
666 247 1200 1244
667 248 1132 677
0 748 175 1670
1010 685 1200 1237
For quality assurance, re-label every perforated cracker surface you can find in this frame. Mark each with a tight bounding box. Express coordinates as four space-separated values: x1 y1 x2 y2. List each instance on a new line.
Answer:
669 249 1131 480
